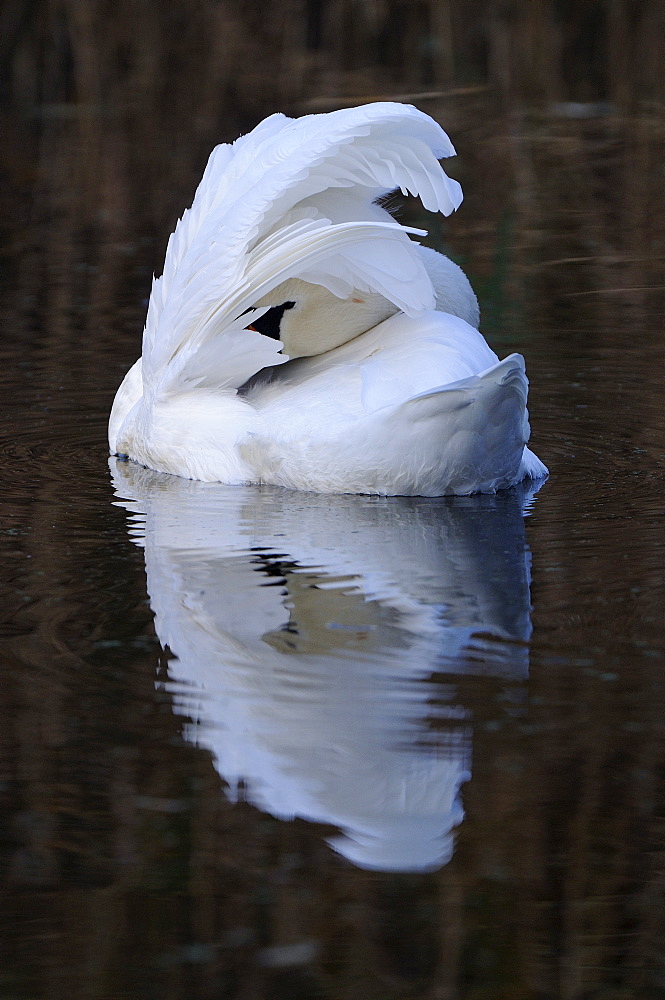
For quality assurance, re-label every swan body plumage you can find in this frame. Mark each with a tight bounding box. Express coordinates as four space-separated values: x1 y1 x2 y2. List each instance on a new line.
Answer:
110 102 547 495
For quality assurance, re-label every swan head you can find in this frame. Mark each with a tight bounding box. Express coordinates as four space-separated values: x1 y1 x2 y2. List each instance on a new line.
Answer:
250 277 400 358
247 247 480 359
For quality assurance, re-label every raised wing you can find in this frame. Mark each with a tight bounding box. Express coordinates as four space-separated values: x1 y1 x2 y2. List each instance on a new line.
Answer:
142 102 464 394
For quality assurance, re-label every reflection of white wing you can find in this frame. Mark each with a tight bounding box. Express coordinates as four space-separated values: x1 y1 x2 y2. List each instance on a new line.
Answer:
112 459 537 871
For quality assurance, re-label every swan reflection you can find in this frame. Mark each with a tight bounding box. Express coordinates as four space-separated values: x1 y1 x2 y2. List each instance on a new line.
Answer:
111 459 538 872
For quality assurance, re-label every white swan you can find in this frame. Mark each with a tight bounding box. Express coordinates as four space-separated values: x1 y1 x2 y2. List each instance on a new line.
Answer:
110 102 547 496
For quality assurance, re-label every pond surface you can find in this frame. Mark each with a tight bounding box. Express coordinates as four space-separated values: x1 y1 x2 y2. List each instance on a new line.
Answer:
1 134 665 1000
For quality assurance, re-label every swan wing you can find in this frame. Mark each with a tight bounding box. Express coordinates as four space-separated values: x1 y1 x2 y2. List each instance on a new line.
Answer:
389 355 533 494
245 353 534 496
142 103 463 394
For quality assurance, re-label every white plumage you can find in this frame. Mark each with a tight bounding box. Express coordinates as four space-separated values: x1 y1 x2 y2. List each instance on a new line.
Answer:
109 102 547 495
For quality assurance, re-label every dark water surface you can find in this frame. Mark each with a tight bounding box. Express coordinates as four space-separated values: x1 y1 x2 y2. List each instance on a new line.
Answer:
2 118 665 1000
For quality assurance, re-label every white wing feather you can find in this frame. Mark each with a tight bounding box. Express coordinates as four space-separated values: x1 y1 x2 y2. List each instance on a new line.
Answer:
142 102 464 394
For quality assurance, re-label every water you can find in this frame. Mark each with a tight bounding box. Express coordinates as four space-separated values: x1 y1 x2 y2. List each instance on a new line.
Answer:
2 134 665 1000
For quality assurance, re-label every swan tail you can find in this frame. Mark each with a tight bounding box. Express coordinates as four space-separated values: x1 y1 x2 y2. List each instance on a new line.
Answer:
519 446 549 481
142 103 464 393
396 354 538 493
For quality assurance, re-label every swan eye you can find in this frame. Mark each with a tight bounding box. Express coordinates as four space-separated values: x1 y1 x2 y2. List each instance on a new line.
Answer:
246 301 295 340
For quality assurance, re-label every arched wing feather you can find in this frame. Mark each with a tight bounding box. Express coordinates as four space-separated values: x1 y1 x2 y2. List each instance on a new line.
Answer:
142 103 464 393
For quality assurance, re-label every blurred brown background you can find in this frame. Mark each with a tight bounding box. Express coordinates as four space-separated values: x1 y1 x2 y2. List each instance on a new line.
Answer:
1 0 663 336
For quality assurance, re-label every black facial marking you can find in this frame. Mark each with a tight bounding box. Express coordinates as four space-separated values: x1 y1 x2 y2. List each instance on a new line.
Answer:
247 301 295 340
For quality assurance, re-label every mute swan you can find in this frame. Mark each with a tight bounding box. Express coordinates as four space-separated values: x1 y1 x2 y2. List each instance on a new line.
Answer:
110 102 547 495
